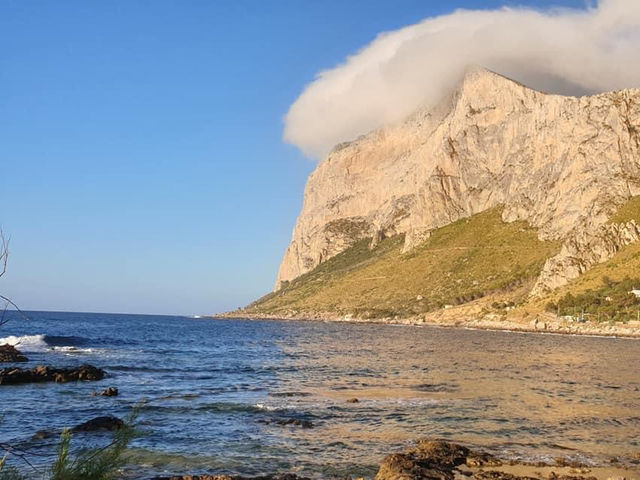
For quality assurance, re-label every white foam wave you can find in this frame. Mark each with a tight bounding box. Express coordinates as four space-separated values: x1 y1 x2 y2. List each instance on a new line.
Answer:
52 346 95 354
0 334 48 352
0 334 97 355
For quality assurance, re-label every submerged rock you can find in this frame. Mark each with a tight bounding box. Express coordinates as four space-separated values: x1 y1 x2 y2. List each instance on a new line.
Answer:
276 418 313 428
0 364 105 385
72 415 124 432
258 418 314 429
0 344 28 362
93 386 119 397
31 429 56 440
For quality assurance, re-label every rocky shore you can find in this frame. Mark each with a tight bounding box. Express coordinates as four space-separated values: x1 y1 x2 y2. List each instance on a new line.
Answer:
150 439 640 480
0 364 105 385
0 343 28 362
217 308 640 338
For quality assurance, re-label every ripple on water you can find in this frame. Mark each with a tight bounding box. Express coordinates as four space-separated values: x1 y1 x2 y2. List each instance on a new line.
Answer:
1 312 640 478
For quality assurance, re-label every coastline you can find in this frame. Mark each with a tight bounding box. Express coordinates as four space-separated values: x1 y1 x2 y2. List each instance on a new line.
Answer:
215 306 640 338
149 438 640 480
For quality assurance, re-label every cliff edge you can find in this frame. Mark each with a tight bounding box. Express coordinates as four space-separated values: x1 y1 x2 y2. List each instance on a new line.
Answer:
275 67 640 295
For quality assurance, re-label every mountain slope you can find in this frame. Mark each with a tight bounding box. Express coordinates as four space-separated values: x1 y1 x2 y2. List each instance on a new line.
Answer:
275 67 640 298
247 208 560 319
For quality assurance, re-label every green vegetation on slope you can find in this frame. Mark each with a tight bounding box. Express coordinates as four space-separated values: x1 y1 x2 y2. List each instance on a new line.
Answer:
527 195 640 322
608 194 640 224
545 276 640 322
248 208 560 319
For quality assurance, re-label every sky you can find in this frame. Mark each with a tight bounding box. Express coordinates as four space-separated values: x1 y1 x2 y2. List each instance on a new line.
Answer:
0 0 596 315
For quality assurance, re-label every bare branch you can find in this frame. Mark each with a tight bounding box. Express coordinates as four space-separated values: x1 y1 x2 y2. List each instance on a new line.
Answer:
0 442 44 474
0 229 8 280
0 294 29 324
0 228 29 325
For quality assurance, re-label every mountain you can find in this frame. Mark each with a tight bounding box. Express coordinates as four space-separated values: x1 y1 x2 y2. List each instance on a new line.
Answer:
245 67 640 324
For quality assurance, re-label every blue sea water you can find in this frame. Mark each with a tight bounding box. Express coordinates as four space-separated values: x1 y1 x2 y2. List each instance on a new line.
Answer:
1 311 639 479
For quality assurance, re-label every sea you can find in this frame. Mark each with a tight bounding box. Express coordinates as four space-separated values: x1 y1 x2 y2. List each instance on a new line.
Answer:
0 311 639 479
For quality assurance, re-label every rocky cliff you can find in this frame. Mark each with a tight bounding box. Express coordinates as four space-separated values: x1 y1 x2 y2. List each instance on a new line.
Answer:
276 67 640 295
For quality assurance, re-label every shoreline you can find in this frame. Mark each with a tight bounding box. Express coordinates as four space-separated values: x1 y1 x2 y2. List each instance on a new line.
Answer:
214 309 640 338
148 438 640 480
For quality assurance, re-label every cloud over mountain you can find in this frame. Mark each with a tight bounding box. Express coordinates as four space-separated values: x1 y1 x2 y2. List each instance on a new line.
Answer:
284 0 640 158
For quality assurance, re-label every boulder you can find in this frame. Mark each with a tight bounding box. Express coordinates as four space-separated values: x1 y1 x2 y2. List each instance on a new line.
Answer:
72 416 124 432
0 344 28 362
0 364 105 385
376 451 454 480
376 440 470 480
95 386 118 397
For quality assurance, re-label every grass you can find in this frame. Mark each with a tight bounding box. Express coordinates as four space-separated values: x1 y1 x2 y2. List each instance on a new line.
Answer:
534 241 640 307
247 208 561 319
608 195 640 224
527 195 640 319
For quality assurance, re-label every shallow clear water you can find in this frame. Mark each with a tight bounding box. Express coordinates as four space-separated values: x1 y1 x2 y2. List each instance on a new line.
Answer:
1 311 639 478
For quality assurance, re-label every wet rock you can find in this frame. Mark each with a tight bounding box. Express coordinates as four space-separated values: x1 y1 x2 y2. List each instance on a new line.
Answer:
376 440 469 480
473 472 538 480
0 344 28 362
546 474 597 480
414 439 470 468
376 451 454 480
72 415 124 432
276 418 313 428
466 452 502 468
0 364 105 385
93 386 118 397
257 418 313 429
376 439 604 480
32 429 56 440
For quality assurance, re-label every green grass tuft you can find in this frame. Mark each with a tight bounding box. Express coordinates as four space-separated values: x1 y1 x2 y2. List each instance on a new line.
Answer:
609 195 640 224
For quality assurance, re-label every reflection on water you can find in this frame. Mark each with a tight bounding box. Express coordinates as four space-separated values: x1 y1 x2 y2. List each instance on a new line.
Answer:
0 313 639 478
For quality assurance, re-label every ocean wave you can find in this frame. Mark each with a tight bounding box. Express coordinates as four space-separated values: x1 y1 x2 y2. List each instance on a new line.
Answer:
0 334 96 354
0 334 48 351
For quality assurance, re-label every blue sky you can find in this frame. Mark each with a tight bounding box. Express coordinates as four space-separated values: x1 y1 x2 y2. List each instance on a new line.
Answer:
0 0 587 315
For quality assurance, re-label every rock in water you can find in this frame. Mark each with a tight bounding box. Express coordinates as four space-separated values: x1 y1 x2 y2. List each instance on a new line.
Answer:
275 67 640 295
376 440 469 480
72 416 124 432
97 386 118 396
0 344 28 362
0 364 105 385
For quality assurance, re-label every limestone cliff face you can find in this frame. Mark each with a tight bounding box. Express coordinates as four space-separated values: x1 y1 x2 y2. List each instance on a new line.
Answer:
276 67 640 292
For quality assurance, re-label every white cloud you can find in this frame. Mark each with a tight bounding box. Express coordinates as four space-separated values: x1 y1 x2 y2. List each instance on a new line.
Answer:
284 0 640 158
